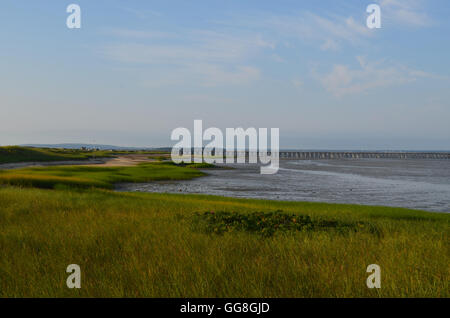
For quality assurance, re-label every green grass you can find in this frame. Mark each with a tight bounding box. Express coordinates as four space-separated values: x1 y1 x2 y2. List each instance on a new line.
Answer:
167 162 220 169
0 162 206 189
0 146 112 164
0 161 448 297
0 186 448 297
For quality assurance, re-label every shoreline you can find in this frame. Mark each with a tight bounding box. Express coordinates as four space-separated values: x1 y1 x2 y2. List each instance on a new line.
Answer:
0 154 158 170
116 160 450 213
116 180 448 214
2 157 449 213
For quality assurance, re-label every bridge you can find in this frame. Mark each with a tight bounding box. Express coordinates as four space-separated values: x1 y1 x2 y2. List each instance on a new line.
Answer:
182 149 450 160
275 151 450 160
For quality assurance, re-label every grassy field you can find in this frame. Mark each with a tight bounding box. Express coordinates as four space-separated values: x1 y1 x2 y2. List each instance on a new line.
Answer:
0 162 448 297
0 162 207 189
0 146 172 164
0 146 112 164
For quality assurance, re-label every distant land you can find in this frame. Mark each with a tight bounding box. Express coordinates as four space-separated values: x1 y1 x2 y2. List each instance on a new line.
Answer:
20 143 172 151
19 144 450 153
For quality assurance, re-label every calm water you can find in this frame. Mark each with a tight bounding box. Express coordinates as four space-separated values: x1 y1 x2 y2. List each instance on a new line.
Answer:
117 159 450 213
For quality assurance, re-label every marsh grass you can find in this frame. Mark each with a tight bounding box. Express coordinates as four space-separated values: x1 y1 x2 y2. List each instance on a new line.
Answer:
167 162 220 168
0 162 205 189
0 186 448 297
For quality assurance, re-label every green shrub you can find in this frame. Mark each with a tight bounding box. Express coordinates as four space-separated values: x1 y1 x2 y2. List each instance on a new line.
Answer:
192 210 382 237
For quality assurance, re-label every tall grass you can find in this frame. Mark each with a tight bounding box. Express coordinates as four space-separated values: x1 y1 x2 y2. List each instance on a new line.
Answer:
0 186 448 297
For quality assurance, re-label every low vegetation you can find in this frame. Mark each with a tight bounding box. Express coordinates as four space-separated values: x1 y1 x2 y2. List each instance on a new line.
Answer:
0 162 205 189
193 210 382 237
0 146 112 164
0 146 172 165
168 162 219 169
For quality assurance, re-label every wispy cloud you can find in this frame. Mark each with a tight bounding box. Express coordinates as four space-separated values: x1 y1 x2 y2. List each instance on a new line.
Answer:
307 14 372 48
212 1 433 53
99 3 437 88
214 11 373 51
315 56 438 97
377 0 431 26
103 29 274 63
140 64 260 87
119 7 163 19
103 28 172 39
101 29 270 86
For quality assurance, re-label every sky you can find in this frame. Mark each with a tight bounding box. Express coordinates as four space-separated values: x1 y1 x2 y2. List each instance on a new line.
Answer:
1 0 449 150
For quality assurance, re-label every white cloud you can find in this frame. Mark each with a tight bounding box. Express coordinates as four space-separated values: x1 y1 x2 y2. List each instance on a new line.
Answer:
119 7 163 19
99 4 436 88
102 28 273 63
311 14 371 44
320 39 339 51
378 0 431 26
212 2 433 53
102 42 242 64
315 57 436 97
100 29 270 86
219 11 373 52
103 28 172 39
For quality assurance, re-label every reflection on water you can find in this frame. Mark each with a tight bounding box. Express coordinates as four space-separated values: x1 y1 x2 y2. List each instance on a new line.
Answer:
117 159 450 213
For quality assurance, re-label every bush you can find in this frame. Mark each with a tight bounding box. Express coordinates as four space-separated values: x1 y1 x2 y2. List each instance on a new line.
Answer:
193 210 382 237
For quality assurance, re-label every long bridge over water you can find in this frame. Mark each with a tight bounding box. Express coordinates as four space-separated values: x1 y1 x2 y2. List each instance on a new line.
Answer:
184 149 450 160
275 151 450 160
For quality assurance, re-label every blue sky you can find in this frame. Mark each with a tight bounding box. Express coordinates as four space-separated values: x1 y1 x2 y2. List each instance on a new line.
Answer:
1 0 449 149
